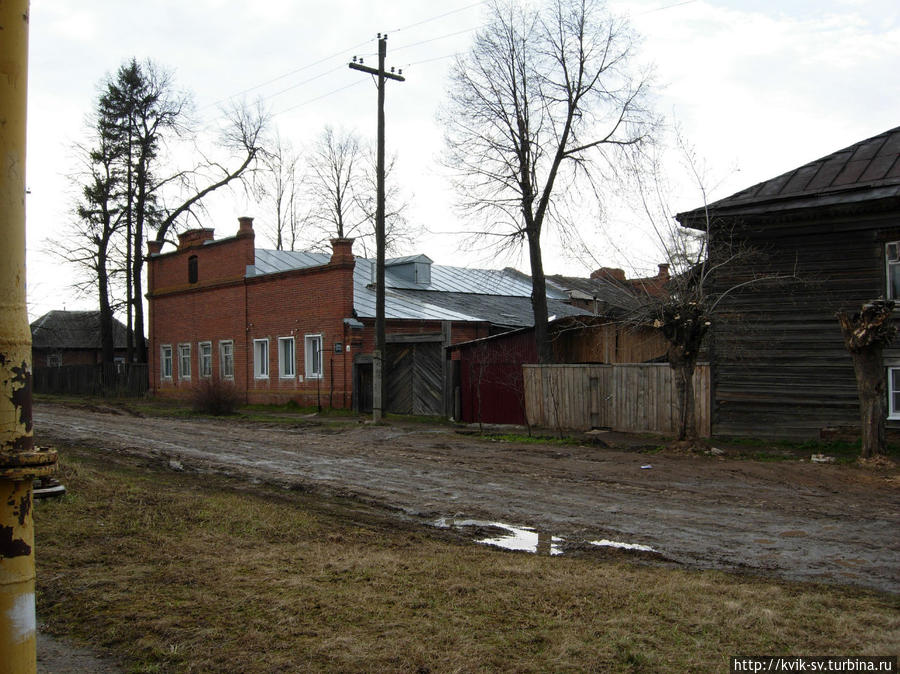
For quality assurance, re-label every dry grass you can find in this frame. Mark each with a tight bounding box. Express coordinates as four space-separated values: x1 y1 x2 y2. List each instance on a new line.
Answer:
34 446 899 673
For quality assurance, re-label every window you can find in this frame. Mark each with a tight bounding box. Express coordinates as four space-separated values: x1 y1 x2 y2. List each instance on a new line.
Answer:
254 339 269 379
278 337 295 378
305 334 323 379
889 368 900 420
188 255 198 284
178 344 191 380
886 242 900 299
198 341 212 378
219 340 234 379
161 345 172 379
47 353 62 368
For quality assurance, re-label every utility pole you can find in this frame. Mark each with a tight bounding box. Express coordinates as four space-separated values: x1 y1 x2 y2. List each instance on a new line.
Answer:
0 3 59 672
349 34 405 422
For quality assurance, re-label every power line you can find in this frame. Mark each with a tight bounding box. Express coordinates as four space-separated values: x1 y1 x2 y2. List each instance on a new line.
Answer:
389 0 487 33
638 0 697 15
272 80 368 118
202 1 486 111
392 26 482 53
201 38 371 110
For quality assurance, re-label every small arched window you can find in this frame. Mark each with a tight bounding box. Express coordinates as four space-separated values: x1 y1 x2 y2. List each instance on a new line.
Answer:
188 255 198 284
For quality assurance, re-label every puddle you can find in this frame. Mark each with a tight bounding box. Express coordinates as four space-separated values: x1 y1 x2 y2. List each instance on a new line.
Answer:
435 518 565 555
589 538 656 553
434 518 657 557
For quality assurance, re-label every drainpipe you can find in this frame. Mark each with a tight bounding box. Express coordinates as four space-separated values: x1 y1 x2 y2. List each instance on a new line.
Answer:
0 4 59 673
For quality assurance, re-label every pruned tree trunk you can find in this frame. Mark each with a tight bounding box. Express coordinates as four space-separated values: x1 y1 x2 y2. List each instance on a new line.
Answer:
848 348 886 458
837 300 897 459
669 348 697 441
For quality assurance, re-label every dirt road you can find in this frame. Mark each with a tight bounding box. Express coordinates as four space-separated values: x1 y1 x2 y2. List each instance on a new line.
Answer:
34 402 900 594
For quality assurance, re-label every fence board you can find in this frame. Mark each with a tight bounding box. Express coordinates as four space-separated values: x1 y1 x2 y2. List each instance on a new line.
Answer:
523 363 711 437
32 363 148 397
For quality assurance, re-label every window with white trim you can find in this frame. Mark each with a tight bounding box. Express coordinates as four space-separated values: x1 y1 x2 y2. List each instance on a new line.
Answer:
178 343 191 380
886 242 900 299
278 337 295 378
198 341 212 378
254 339 269 379
219 340 234 379
305 334 323 379
889 367 900 420
161 345 172 379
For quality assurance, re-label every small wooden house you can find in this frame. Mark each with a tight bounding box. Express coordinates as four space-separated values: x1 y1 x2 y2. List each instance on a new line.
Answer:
30 310 130 367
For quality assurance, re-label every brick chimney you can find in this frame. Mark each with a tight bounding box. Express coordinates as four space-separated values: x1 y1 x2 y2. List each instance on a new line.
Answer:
237 216 254 236
330 238 355 266
177 228 215 250
590 267 626 282
147 240 163 256
657 263 670 280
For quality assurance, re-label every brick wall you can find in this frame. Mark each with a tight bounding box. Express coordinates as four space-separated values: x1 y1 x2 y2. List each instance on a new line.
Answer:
149 221 494 408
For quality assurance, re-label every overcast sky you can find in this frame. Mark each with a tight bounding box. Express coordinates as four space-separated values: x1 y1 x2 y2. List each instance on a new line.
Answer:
23 0 900 320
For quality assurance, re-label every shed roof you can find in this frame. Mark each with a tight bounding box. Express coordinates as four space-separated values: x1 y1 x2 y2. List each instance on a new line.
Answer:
30 310 130 350
677 125 900 226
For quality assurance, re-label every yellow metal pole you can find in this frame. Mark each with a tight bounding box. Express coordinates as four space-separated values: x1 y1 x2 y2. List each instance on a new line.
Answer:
0 2 58 672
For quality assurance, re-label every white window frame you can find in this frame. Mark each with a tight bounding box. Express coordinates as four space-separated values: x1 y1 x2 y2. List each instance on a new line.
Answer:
253 339 269 379
178 343 191 380
278 336 295 378
889 367 900 420
219 340 234 380
886 241 900 300
160 345 172 380
198 341 213 378
305 334 323 380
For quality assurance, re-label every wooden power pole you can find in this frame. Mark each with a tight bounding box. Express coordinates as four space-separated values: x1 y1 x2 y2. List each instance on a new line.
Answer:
349 34 405 422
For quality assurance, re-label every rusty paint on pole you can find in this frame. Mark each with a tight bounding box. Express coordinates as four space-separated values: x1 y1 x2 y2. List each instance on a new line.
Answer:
0 3 58 672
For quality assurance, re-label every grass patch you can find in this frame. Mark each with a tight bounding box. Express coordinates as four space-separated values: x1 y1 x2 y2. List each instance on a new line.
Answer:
34 445 899 673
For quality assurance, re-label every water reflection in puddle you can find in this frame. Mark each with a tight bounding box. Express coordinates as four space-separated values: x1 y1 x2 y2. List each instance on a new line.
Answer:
434 518 565 555
434 518 655 556
590 539 656 553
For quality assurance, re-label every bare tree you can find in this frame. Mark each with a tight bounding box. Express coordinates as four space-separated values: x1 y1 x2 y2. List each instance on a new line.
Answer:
305 126 363 244
352 147 414 257
303 125 413 256
65 59 268 366
837 300 897 458
257 133 304 250
153 99 268 245
442 0 656 363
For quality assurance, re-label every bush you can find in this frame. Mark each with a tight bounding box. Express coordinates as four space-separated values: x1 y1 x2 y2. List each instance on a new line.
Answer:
192 377 240 416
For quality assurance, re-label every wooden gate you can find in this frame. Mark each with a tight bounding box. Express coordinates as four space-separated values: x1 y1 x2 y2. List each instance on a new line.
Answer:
386 341 443 415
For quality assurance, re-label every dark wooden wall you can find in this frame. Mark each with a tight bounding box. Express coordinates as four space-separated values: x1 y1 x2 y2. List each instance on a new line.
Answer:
710 209 900 438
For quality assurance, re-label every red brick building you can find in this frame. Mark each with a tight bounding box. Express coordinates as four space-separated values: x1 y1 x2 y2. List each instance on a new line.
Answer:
147 217 586 412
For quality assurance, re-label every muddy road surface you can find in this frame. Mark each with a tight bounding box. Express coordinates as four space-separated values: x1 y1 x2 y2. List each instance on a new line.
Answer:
35 402 899 594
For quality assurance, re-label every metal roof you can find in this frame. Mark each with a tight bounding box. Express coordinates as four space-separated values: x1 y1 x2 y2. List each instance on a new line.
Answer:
678 125 900 226
251 248 580 325
249 249 330 276
546 275 643 313
31 310 131 349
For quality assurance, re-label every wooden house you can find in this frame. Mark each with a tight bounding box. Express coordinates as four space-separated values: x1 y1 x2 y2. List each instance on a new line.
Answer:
30 310 130 367
676 125 900 438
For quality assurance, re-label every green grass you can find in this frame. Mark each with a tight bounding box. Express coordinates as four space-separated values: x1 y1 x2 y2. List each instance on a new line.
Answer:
34 444 900 673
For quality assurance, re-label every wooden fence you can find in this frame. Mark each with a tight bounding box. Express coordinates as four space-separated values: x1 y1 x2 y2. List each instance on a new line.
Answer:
523 363 711 437
32 363 149 397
